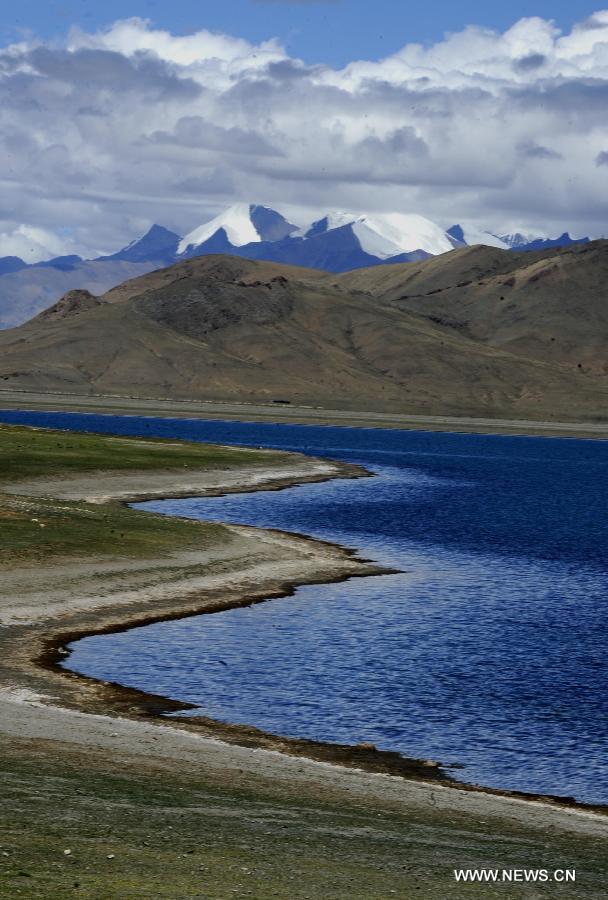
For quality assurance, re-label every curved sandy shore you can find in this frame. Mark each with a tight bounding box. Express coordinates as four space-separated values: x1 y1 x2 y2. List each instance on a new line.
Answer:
1 453 607 865
4 453 362 505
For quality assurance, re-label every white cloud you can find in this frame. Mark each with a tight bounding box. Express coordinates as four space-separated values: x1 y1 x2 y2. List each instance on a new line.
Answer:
0 226 74 263
2 13 608 258
68 17 285 79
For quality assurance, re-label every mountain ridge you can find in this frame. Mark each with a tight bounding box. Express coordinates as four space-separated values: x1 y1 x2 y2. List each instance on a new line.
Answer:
97 225 181 265
1 242 606 422
0 203 594 328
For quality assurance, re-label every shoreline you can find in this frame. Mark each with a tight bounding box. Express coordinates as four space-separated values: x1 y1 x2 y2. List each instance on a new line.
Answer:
1 455 607 828
1 388 608 439
44 584 608 818
2 425 608 897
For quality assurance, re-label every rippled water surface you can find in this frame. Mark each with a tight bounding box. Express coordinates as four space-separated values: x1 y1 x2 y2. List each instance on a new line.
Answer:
2 409 607 803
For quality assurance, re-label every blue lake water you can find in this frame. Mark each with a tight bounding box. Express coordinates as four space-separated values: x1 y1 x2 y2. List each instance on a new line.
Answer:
2 409 607 803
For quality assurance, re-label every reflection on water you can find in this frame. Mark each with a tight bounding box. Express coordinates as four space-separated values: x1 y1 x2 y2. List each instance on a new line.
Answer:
1 409 607 803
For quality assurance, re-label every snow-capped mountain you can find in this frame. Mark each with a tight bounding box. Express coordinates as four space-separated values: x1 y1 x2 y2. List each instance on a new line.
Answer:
128 210 592 269
499 232 589 252
119 207 593 273
178 204 297 256
496 232 542 249
447 225 509 250
449 226 590 253
301 211 455 259
174 206 461 272
1 204 597 329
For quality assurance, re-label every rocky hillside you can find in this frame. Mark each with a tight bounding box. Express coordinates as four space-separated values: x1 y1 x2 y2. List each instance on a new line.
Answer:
0 244 606 421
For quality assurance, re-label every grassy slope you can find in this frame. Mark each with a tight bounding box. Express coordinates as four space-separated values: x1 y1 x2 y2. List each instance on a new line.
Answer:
0 493 228 568
1 738 607 900
0 423 282 482
1 424 606 898
0 424 285 566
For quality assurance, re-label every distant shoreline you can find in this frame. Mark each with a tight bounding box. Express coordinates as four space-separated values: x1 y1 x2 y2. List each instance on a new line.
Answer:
1 388 608 439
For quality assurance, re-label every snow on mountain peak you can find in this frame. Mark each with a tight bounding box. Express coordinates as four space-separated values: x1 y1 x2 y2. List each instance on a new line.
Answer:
178 204 296 254
294 211 357 238
354 213 455 258
496 231 543 249
448 224 510 250
178 204 262 254
300 210 455 258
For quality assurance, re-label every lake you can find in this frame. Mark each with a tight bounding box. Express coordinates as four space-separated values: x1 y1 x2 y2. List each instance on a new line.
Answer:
2 409 607 804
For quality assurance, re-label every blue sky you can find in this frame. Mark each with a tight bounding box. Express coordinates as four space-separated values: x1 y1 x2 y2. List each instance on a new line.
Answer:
3 0 605 66
2 3 608 258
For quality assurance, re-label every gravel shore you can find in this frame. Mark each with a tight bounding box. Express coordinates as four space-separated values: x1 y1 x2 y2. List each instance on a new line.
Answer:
2 453 607 897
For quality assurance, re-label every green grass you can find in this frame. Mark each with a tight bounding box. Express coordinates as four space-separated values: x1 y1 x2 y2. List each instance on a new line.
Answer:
4 425 605 898
0 494 227 567
1 741 606 899
0 424 284 483
0 424 287 566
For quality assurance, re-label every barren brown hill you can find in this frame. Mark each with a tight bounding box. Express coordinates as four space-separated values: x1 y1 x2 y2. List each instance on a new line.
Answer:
341 241 608 376
0 248 607 420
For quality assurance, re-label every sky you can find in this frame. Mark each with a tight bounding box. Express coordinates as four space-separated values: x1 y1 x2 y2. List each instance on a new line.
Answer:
2 2 608 259
5 1 605 68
